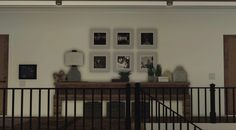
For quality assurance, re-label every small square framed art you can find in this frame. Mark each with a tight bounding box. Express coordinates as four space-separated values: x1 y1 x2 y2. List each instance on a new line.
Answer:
113 29 133 49
89 52 110 72
137 52 157 72
113 52 134 72
137 29 157 49
90 29 110 49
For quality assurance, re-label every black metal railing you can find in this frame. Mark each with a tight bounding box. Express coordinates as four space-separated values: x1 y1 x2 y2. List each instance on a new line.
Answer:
137 83 236 123
0 86 130 130
136 83 202 130
1 83 236 130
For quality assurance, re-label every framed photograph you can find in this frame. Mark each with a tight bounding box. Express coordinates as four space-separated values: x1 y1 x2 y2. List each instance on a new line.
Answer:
137 52 157 72
114 29 133 49
19 64 37 79
90 29 110 49
113 52 134 72
137 29 157 49
90 52 110 72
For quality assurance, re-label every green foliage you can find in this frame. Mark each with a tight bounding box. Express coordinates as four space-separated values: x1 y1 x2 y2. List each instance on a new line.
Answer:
118 71 131 82
118 71 131 76
154 64 162 76
146 63 154 76
146 63 162 77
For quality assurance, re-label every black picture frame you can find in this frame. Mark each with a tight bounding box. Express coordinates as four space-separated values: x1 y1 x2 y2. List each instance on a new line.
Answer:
137 29 157 49
90 29 110 49
113 29 133 49
89 52 110 72
19 64 37 79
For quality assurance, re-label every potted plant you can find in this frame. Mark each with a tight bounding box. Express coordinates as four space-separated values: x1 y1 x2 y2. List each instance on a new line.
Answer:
147 63 155 82
119 71 131 82
154 64 162 82
155 64 162 77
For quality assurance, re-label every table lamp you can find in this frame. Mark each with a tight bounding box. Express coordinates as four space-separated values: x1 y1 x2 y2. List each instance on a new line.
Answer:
64 50 84 81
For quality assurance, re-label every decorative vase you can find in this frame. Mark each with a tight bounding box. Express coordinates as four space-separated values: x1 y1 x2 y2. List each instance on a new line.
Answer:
148 75 155 82
119 71 131 82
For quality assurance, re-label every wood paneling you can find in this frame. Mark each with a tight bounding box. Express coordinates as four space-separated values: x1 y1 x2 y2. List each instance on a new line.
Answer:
0 35 8 115
224 35 236 115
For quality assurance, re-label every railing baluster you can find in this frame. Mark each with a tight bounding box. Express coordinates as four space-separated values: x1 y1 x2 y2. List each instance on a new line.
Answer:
12 89 15 130
225 88 229 122
29 89 32 130
92 89 94 130
176 88 179 119
162 87 165 121
100 89 103 130
56 89 59 130
198 88 200 122
126 84 131 130
233 88 235 122
150 88 153 130
144 88 147 129
219 88 221 122
135 83 141 130
47 89 50 130
179 117 182 130
109 88 112 130
172 111 175 130
83 89 85 130
20 89 24 130
118 89 121 130
183 88 186 119
74 88 77 130
38 89 41 130
65 89 68 130
155 88 158 128
204 88 207 122
169 87 172 118
158 102 160 130
210 83 216 123
2 88 6 130
165 107 167 130
190 88 193 121
187 122 189 130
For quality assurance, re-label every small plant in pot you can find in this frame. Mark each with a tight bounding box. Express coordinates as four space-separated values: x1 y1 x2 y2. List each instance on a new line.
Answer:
147 63 155 82
155 64 162 77
119 71 131 82
155 64 162 82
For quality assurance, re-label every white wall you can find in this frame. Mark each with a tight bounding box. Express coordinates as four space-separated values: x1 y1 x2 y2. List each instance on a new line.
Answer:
1 6 235 116
0 7 232 88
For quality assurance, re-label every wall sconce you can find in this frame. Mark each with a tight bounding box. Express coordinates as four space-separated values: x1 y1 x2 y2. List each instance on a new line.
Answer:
64 50 84 81
167 0 173 7
56 0 62 6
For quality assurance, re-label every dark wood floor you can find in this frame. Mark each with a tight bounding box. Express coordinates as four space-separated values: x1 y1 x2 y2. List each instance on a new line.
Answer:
0 116 235 130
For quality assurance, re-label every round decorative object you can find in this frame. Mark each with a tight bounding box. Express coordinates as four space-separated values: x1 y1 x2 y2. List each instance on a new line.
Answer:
53 70 66 82
163 70 173 82
173 66 188 82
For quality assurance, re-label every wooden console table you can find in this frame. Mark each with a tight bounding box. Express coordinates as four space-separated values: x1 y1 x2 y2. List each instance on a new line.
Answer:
53 82 190 117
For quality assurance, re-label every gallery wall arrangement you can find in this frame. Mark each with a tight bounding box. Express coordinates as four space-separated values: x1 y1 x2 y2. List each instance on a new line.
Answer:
89 28 158 74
